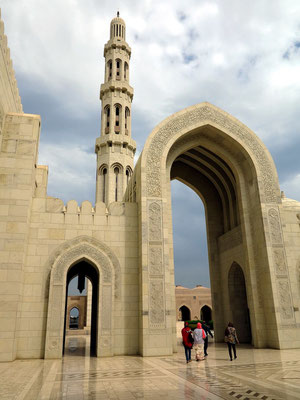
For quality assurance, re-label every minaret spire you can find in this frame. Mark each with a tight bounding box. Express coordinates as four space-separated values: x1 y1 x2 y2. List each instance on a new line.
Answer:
95 15 136 205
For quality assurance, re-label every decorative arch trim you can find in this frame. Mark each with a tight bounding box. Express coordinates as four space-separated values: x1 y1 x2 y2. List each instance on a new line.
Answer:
44 236 121 359
45 236 121 299
142 102 279 203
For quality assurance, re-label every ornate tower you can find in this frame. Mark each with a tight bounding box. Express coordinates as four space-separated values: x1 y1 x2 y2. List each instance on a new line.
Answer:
95 13 136 205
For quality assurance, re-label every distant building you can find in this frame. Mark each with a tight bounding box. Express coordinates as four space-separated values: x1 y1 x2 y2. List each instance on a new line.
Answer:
176 285 212 322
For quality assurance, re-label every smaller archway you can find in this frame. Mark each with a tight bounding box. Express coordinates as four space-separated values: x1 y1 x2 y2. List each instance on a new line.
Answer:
179 305 191 321
69 307 79 329
228 262 252 343
200 305 212 322
63 261 99 356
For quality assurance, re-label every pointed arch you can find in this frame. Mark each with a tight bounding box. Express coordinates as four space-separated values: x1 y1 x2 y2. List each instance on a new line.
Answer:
44 236 121 359
134 101 295 354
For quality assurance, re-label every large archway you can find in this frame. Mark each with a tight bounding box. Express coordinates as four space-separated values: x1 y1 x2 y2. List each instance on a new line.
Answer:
132 102 295 356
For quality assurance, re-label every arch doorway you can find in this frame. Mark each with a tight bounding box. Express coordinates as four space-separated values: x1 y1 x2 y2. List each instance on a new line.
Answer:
63 260 99 356
228 262 252 343
179 305 191 321
201 305 212 322
69 307 79 329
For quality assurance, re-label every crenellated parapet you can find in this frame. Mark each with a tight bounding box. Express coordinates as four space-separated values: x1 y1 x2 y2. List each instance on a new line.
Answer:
0 9 23 115
31 196 137 225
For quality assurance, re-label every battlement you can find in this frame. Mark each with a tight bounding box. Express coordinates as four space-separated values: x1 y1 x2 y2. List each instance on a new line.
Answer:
0 9 23 114
31 196 137 226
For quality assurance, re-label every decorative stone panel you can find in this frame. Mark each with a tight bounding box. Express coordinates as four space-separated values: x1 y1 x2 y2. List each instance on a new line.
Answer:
267 207 295 323
148 202 162 242
149 246 163 275
149 279 165 328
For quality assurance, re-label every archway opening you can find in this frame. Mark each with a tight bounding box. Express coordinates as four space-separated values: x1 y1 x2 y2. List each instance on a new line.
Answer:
169 132 253 343
179 305 191 321
201 305 212 322
63 260 99 356
69 307 79 329
228 262 252 343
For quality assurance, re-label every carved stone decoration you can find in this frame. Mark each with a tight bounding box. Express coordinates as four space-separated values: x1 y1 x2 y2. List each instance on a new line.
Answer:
45 236 121 300
272 248 287 275
145 104 278 203
149 280 165 326
148 202 162 241
54 244 112 283
277 279 294 320
268 208 283 245
149 246 163 275
45 236 118 359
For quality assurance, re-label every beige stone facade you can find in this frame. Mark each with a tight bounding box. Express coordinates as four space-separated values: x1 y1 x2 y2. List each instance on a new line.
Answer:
0 12 300 362
175 285 212 322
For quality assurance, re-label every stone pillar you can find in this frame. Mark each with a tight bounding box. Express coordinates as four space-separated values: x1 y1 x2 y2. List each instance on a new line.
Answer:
86 279 92 328
0 112 41 361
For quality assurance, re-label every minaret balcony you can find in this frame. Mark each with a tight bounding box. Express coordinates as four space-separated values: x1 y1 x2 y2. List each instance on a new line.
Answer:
100 81 133 100
95 135 136 152
104 39 131 57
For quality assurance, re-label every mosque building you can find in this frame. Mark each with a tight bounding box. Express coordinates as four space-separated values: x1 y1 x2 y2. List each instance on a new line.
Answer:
0 11 300 362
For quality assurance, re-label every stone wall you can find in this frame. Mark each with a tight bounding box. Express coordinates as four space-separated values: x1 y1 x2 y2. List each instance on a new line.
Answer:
280 196 300 348
16 198 139 359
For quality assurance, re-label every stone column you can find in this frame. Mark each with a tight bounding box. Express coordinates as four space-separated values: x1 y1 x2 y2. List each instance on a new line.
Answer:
86 279 92 329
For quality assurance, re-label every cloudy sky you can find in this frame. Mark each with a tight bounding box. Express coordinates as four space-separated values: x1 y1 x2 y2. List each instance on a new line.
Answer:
2 0 300 289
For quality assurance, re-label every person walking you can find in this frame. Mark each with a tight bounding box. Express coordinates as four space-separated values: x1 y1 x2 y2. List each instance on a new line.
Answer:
193 322 206 361
202 321 214 357
224 322 239 361
181 322 193 363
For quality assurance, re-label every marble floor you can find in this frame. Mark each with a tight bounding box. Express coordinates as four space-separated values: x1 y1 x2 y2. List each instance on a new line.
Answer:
1 336 300 399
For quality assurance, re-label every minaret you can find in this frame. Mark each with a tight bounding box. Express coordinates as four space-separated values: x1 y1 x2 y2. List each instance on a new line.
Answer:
95 13 136 205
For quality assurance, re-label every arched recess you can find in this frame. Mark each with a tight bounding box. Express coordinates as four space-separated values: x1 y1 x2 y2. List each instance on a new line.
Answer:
99 164 108 204
69 307 80 329
44 236 121 359
111 162 123 202
200 305 212 322
134 102 295 355
228 262 252 343
179 305 191 321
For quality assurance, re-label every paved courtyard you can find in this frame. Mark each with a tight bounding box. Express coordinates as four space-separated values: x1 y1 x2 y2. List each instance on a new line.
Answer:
1 336 300 399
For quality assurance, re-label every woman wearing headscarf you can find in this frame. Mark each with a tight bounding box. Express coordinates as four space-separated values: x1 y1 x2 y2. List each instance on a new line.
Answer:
181 322 193 363
224 322 239 361
193 322 206 361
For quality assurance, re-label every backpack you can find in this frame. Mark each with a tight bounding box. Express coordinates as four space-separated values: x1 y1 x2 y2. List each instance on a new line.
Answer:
188 331 194 344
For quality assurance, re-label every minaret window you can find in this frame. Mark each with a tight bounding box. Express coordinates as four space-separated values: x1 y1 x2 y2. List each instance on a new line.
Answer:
126 167 132 185
102 167 107 203
108 60 112 80
114 167 119 201
115 104 121 133
116 59 121 80
124 62 128 80
125 107 130 134
105 105 110 133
